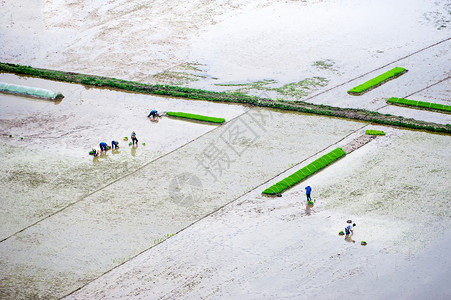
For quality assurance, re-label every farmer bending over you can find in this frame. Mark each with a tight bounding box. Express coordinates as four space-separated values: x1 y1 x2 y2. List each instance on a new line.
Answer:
111 140 119 149
147 109 160 119
99 142 108 151
345 223 356 235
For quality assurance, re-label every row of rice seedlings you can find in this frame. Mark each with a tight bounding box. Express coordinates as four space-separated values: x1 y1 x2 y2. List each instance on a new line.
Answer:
365 129 385 135
262 147 346 195
387 97 451 113
348 67 407 95
166 111 225 124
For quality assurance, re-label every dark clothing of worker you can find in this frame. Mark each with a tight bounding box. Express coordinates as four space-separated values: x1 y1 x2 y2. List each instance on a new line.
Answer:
99 142 108 151
112 140 119 149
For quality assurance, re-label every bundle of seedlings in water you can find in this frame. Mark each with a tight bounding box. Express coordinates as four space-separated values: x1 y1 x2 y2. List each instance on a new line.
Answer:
129 142 132 146
387 97 451 113
348 67 407 95
361 241 367 246
89 150 94 155
365 130 385 135
308 201 314 205
262 147 346 195
339 231 345 236
166 111 225 124
9 134 12 138
142 142 146 146
123 137 128 141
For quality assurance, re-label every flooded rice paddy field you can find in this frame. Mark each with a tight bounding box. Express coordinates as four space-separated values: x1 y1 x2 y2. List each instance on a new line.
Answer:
67 128 451 299
1 0 451 298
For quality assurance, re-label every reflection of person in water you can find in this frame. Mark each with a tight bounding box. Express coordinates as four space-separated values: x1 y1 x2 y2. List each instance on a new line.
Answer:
131 144 137 157
305 202 313 216
344 234 355 243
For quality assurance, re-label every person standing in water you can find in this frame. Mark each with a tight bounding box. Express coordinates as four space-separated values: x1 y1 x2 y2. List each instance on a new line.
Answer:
305 185 312 201
111 140 119 149
131 131 138 145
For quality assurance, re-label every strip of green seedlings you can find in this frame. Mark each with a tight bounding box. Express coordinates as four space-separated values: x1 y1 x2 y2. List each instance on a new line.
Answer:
348 67 407 95
262 148 346 195
1 63 449 134
166 111 225 124
365 130 386 135
387 97 451 112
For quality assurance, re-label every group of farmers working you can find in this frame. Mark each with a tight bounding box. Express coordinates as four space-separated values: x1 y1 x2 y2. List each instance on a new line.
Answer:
91 109 160 157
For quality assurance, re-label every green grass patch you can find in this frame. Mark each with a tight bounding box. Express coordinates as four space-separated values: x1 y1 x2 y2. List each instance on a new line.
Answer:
262 148 346 195
365 130 386 135
348 67 407 95
387 97 451 113
166 111 225 124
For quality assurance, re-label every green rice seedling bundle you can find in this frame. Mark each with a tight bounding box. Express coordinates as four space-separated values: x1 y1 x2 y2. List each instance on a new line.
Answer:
348 67 407 95
262 148 346 195
365 130 385 135
166 111 225 124
387 97 451 112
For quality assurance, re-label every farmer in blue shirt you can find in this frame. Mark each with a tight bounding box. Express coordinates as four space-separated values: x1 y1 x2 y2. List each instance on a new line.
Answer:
305 186 312 201
345 223 356 235
147 109 159 119
99 142 108 151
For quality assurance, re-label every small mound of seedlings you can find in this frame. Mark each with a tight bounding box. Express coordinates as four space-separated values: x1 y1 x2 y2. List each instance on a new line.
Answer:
262 148 346 195
348 67 407 95
123 137 128 141
387 97 451 113
339 231 345 236
166 111 225 124
365 130 386 135
361 241 367 246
